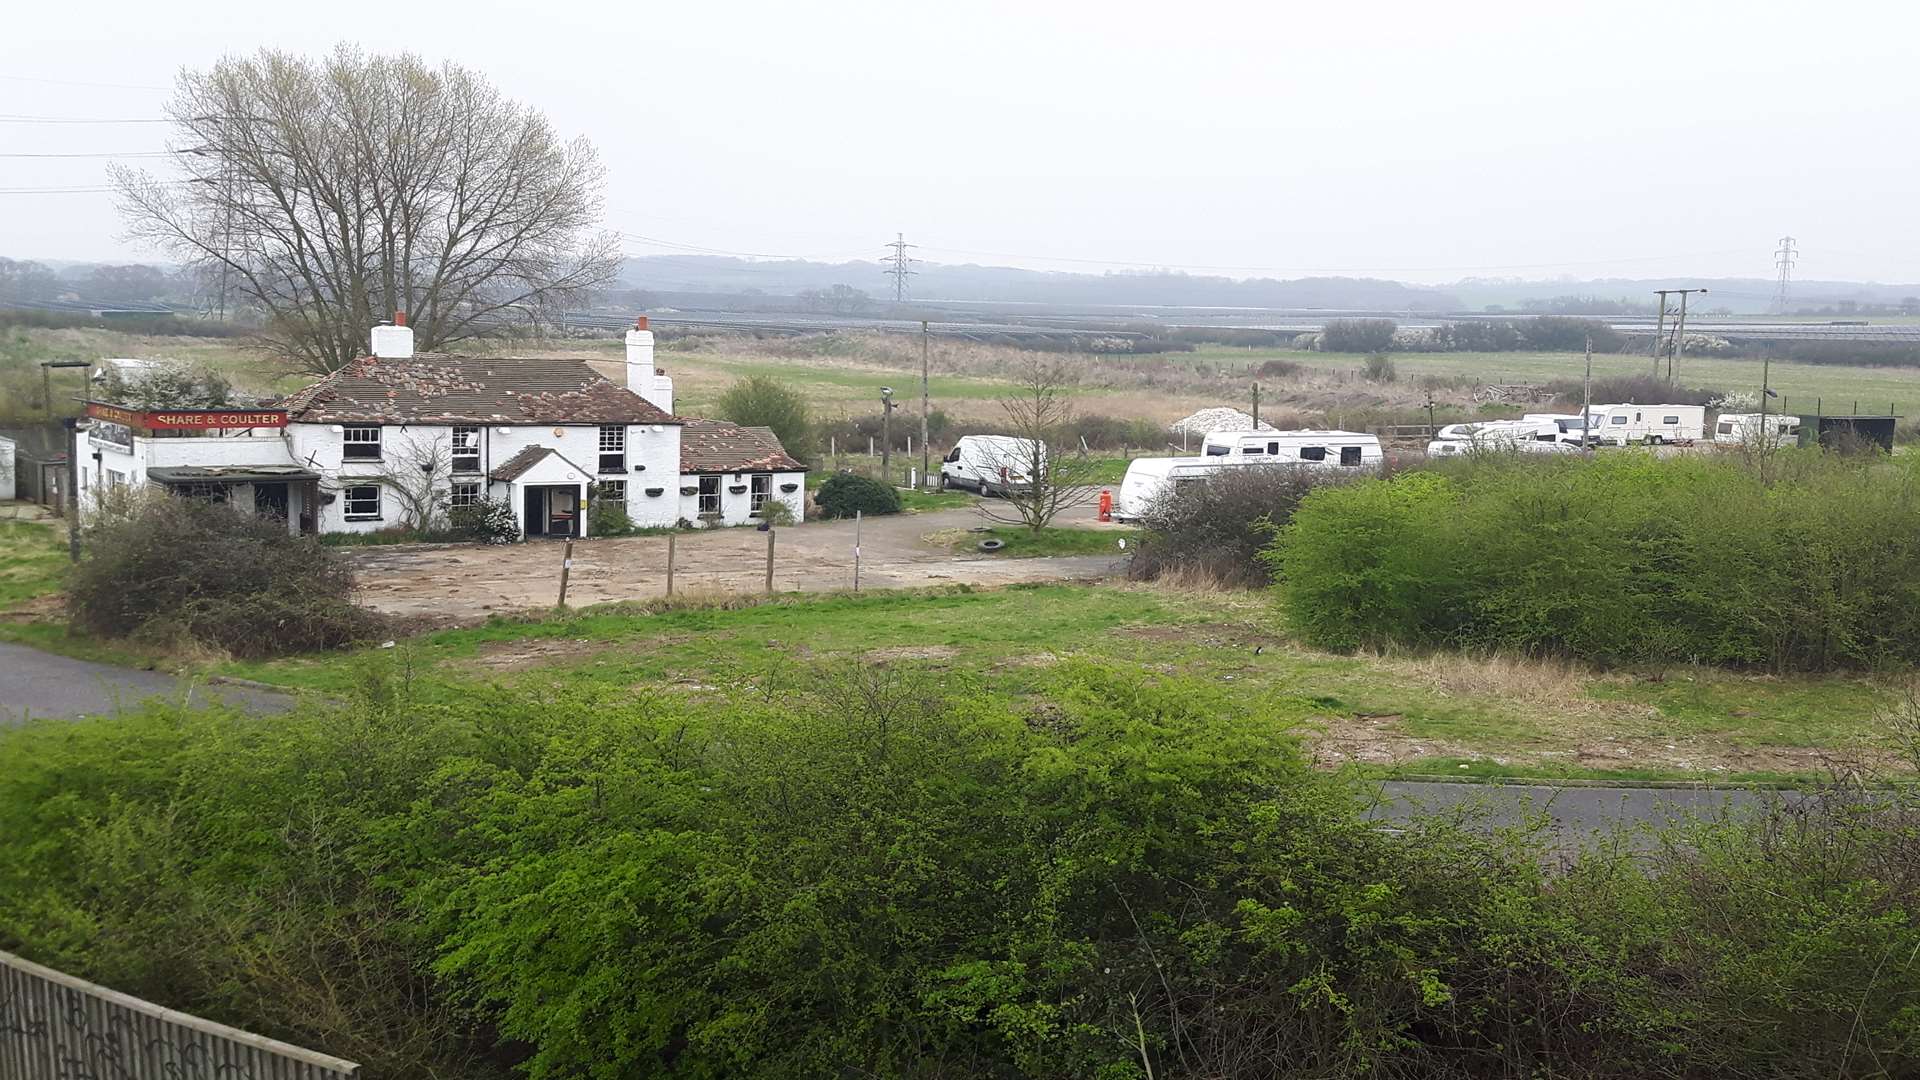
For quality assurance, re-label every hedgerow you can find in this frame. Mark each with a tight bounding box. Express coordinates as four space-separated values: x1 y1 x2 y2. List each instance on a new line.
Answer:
1267 452 1920 670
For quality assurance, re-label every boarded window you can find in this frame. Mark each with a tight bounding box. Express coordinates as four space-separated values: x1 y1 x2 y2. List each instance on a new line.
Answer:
452 426 480 472
344 485 381 519
599 425 626 473
343 426 382 460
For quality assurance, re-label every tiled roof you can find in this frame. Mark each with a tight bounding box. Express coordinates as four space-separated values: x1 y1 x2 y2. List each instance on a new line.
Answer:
679 420 807 474
279 354 679 426
489 445 595 483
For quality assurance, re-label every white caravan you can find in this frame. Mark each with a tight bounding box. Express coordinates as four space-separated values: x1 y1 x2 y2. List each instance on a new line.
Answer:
939 434 1046 496
1591 404 1706 446
1113 457 1234 522
1198 429 1384 469
1713 412 1800 448
1523 411 1604 445
1427 420 1576 457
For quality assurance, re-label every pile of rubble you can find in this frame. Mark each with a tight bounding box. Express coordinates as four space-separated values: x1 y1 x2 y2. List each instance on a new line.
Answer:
1169 407 1276 438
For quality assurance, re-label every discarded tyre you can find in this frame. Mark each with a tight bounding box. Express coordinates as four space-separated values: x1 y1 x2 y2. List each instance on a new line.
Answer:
977 538 1005 552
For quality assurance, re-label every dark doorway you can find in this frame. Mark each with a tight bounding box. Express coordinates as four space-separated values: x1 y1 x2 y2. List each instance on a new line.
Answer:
522 485 579 538
254 482 289 521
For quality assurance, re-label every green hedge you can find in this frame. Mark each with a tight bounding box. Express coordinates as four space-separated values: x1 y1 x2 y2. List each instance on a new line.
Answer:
1268 453 1920 670
3 664 1919 1077
815 471 901 518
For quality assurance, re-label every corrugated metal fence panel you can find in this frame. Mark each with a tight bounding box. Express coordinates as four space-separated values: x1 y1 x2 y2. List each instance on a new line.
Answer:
0 949 359 1080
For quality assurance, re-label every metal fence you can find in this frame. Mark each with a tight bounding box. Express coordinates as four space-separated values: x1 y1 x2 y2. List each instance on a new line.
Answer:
0 949 359 1080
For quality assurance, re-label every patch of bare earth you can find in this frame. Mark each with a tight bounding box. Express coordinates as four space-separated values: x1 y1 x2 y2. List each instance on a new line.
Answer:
1310 713 1479 768
466 637 610 672
863 645 959 663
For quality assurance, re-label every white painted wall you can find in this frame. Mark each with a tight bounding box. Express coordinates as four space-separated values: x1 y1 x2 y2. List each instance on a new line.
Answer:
286 421 682 534
0 437 14 502
676 470 806 527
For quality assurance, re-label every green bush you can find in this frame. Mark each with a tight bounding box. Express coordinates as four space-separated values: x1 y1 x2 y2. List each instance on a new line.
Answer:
586 485 635 537
1269 453 1920 669
69 492 382 656
449 495 519 544
5 664 1919 1077
1319 318 1397 352
814 471 901 518
716 375 813 456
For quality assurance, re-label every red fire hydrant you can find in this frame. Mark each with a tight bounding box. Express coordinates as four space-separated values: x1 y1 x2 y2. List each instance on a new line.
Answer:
1098 488 1113 522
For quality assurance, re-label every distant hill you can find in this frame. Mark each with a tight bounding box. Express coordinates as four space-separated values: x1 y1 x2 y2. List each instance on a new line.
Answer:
619 256 1462 311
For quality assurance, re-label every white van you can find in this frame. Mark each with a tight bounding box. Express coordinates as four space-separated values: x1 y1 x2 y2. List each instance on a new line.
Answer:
1713 412 1800 448
939 435 1046 496
1113 457 1233 522
1523 411 1602 445
1198 429 1383 469
1592 404 1706 446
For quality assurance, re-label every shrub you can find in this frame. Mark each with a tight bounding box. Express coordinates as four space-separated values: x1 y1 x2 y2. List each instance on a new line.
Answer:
1319 318 1397 353
1362 352 1397 382
1268 453 1920 670
716 375 813 456
586 485 635 537
1128 466 1352 587
68 492 381 657
814 471 900 518
1253 357 1301 378
449 495 518 544
757 499 795 527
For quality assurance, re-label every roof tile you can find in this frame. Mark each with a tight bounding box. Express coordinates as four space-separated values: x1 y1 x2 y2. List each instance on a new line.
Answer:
280 354 678 426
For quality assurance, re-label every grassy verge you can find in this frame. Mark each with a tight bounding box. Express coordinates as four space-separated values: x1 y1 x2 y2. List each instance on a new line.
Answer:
0 520 64 607
216 582 1908 783
948 526 1138 558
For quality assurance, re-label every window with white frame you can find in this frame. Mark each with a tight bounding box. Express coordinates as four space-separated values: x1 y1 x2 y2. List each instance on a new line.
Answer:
598 425 626 473
343 484 381 520
749 473 772 517
449 481 480 508
342 426 382 460
595 479 627 504
451 426 480 473
106 470 125 489
697 474 721 515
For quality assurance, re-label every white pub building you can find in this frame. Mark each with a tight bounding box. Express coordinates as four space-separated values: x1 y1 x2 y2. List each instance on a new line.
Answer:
76 318 807 538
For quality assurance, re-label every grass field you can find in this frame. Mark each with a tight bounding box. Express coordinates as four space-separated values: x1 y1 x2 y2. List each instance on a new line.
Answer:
209 582 1910 783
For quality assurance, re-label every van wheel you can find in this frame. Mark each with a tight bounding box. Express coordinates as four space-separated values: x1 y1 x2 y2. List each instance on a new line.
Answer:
1647 436 1663 446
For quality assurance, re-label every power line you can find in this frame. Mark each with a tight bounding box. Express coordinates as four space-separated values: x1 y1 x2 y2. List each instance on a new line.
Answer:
1773 236 1798 313
916 242 1755 276
0 150 168 158
882 232 917 301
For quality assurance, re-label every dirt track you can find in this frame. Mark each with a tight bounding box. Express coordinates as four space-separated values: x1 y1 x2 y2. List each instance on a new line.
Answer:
347 500 1128 620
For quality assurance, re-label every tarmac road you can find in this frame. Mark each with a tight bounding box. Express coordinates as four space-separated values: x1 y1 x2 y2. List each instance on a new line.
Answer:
0 642 290 725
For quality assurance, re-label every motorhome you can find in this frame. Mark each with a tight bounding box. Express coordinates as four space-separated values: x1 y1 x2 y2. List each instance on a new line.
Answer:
939 434 1046 496
1590 404 1706 446
1112 456 1234 522
1198 429 1384 469
1713 412 1800 448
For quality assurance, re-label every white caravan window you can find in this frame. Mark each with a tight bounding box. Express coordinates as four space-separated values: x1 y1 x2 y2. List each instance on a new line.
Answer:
1663 416 1680 425
1610 416 1627 426
1299 446 1328 461
1718 422 1734 435
1340 446 1363 466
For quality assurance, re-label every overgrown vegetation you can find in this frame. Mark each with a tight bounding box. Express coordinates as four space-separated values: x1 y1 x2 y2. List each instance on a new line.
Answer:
1128 467 1351 587
715 374 815 455
813 471 901 518
2 662 1917 1078
1271 452 1920 670
68 492 382 657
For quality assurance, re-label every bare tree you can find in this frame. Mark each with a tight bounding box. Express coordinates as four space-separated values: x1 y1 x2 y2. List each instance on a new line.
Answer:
112 45 620 374
372 435 452 532
977 358 1103 534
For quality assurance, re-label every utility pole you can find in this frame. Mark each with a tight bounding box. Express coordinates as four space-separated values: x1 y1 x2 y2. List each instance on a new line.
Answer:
42 360 90 560
1425 390 1436 433
879 386 897 485
1582 335 1594 453
1251 383 1260 428
882 232 917 302
920 321 931 490
1652 288 1706 381
1773 236 1797 314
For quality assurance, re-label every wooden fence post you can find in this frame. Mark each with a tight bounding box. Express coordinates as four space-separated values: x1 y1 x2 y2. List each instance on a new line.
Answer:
666 532 676 597
765 527 775 593
556 539 574 608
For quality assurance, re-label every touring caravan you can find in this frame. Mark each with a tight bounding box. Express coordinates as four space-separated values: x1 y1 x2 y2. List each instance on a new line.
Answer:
1713 412 1800 449
1427 420 1577 457
1591 404 1706 446
1198 429 1384 469
1113 457 1233 522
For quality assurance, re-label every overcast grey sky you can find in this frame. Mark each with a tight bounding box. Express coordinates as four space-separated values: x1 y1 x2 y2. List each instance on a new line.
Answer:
4 0 1916 285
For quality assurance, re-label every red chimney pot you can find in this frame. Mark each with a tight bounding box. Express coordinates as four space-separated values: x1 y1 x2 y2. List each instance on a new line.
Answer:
394 311 407 327
633 316 649 331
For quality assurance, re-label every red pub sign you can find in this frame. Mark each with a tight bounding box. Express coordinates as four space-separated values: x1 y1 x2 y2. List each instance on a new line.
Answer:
86 401 288 431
